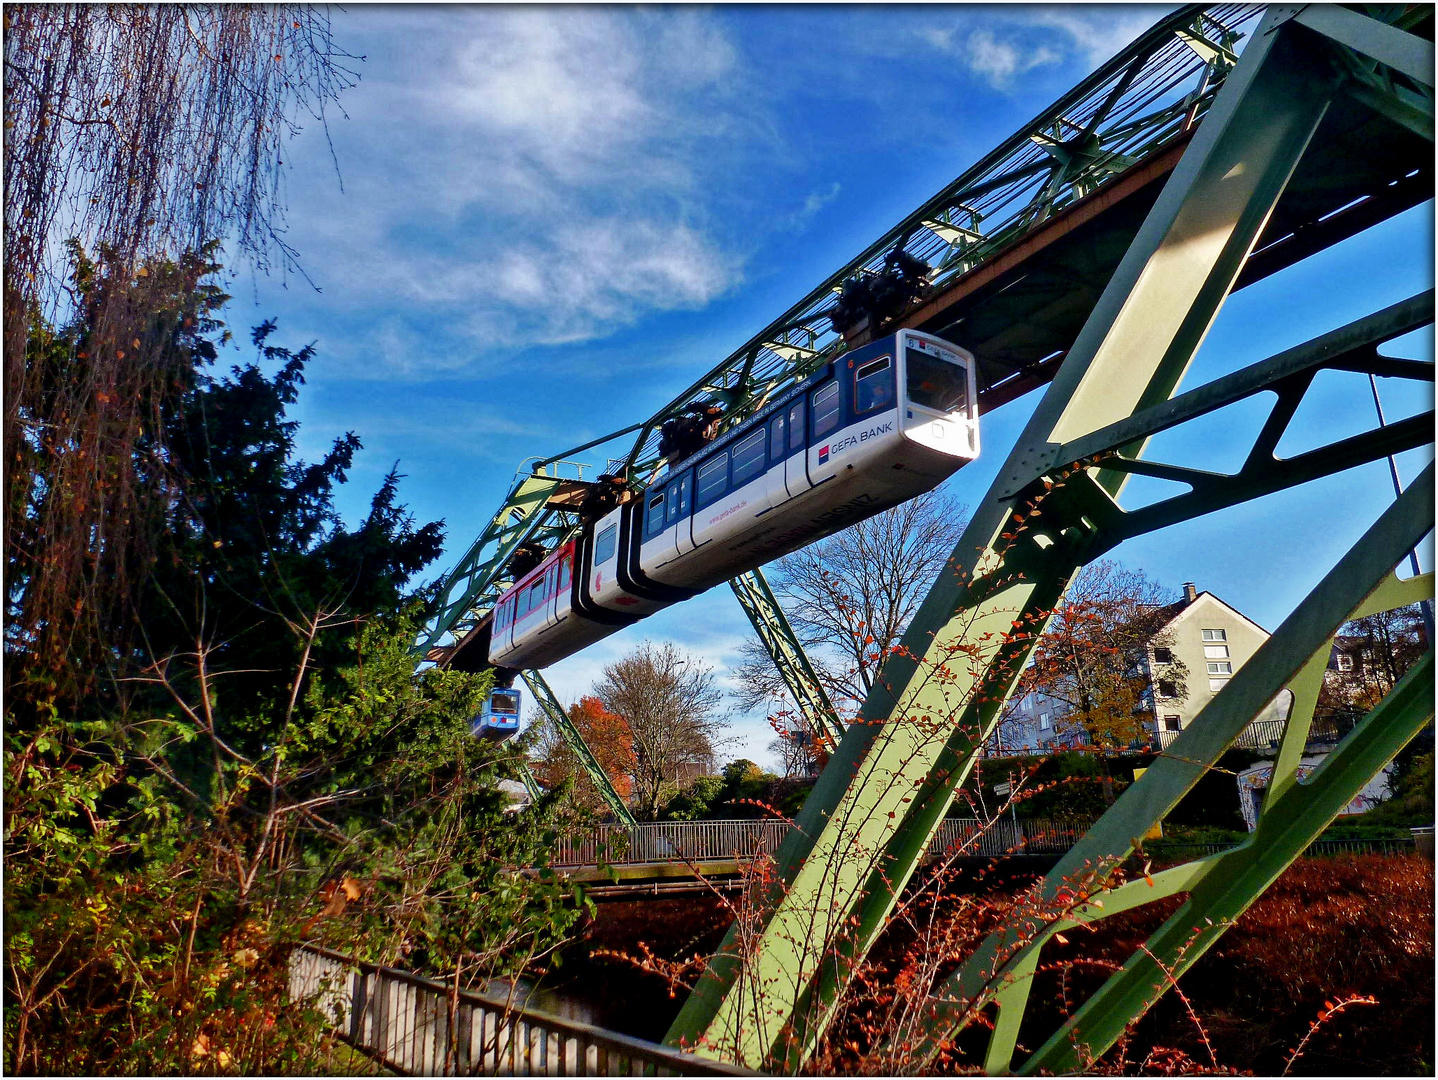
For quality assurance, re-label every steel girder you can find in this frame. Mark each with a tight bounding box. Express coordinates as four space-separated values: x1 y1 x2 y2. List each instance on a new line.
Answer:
729 569 846 748
667 7 1434 1070
520 670 638 827
921 481 1434 1075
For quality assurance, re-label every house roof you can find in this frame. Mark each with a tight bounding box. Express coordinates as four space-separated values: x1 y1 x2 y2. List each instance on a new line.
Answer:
1153 589 1270 638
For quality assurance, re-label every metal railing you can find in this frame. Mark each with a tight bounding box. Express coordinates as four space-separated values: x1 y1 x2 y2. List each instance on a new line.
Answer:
552 817 1093 869
288 945 753 1076
552 819 791 867
1150 836 1418 860
1153 712 1360 752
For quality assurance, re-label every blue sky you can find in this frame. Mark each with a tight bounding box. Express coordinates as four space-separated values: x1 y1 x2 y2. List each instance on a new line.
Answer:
230 5 1433 768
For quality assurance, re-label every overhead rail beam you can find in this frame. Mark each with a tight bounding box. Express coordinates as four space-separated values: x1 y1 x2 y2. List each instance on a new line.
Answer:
418 0 1432 668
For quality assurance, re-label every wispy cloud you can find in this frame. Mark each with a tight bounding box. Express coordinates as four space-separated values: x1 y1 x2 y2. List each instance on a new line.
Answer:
914 5 1168 90
967 29 1061 88
279 7 750 376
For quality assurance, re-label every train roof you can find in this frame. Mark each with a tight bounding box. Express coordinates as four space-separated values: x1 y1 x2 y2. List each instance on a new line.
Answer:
646 363 833 489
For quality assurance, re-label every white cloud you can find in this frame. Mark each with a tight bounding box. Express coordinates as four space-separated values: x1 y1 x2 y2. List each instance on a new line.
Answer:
276 7 749 375
802 182 842 218
966 29 1061 88
913 6 1169 90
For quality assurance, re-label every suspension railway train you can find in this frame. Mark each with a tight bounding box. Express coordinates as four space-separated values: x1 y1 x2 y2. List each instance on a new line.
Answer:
473 330 980 691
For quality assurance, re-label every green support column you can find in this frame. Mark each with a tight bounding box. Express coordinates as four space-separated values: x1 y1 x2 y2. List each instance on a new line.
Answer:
911 471 1433 1073
521 670 637 828
729 569 846 747
668 9 1403 1068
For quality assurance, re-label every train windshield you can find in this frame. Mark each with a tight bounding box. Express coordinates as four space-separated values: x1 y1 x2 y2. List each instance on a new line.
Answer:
490 690 520 715
906 347 968 414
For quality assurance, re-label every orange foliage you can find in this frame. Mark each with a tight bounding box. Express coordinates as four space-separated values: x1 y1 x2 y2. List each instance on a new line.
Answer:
567 695 636 800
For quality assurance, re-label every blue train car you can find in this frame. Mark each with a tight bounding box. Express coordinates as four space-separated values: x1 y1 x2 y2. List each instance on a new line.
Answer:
488 329 979 671
471 687 521 741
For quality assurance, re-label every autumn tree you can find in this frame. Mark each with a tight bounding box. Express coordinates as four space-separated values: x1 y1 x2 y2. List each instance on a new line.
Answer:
594 642 725 821
1016 560 1187 798
1321 602 1429 713
531 695 636 815
4 7 358 710
733 488 969 718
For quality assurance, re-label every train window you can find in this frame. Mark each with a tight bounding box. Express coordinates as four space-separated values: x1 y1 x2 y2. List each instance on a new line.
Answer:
490 690 520 715
676 473 691 517
595 524 618 565
696 451 729 507
770 413 785 461
906 348 968 413
732 429 766 487
854 356 894 413
524 579 545 614
789 401 805 451
559 552 571 592
646 493 666 537
813 382 841 438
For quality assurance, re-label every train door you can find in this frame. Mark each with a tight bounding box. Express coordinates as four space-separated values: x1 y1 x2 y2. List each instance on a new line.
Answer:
785 397 808 497
807 379 844 486
668 471 694 557
766 411 789 510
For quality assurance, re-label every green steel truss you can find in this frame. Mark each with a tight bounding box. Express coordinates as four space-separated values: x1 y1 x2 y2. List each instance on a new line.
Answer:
415 465 583 658
415 3 1267 664
729 569 846 747
521 670 638 827
667 5 1434 1070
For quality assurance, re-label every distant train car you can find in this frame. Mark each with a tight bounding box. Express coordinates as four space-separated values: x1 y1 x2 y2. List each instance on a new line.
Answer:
471 687 522 740
487 329 978 672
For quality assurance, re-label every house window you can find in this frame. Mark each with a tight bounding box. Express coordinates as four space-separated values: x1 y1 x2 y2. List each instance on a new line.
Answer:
1201 628 1227 642
1204 644 1230 659
1163 715 1181 732
1158 679 1178 698
1152 647 1173 664
1209 678 1229 692
1039 713 1051 730
1207 661 1232 675
1336 653 1354 672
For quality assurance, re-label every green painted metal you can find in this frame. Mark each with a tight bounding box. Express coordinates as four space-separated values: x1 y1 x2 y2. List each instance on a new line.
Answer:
728 569 846 747
912 473 1433 1073
520 670 638 827
1030 655 1431 1073
668 7 1433 1069
516 760 544 804
414 464 582 660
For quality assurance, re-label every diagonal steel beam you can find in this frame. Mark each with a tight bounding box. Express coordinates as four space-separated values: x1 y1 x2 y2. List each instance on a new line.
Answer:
668 11 1375 1068
915 467 1434 1073
729 569 846 747
1294 4 1436 89
521 670 637 827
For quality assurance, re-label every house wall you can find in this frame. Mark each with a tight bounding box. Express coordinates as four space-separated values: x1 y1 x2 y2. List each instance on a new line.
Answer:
1149 592 1269 734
